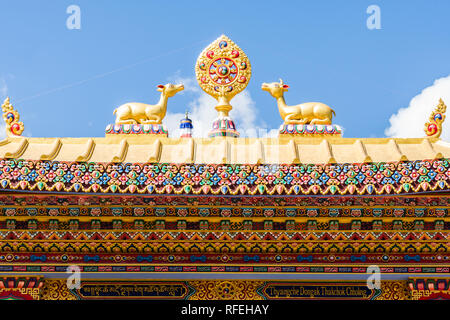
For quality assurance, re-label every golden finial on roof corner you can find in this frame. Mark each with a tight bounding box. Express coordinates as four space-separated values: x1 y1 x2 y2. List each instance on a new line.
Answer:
1 97 24 137
424 98 447 139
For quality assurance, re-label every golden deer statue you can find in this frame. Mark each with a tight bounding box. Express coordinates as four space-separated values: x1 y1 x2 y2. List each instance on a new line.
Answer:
262 79 335 125
113 83 184 124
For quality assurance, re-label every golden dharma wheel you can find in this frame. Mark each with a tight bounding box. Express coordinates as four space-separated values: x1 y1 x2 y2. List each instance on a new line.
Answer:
195 35 251 101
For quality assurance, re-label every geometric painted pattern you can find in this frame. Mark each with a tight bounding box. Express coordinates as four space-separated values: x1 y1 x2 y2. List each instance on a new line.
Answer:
0 158 448 195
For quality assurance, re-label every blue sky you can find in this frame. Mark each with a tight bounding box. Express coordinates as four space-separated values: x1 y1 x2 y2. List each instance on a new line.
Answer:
1 0 450 139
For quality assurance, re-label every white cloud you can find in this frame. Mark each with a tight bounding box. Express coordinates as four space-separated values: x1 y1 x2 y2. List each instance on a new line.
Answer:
164 92 215 138
385 75 450 140
167 71 201 94
164 75 274 138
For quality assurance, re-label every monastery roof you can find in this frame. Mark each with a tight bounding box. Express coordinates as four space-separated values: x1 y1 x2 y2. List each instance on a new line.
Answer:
0 136 449 165
0 36 448 196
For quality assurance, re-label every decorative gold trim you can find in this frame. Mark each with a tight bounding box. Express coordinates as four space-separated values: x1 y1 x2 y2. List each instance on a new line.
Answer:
0 136 445 165
148 139 161 162
41 280 77 300
321 139 336 163
35 279 418 300
288 140 300 163
425 98 447 139
4 138 28 158
185 138 194 163
188 280 265 300
112 139 128 162
1 97 24 137
388 139 408 161
355 139 373 163
0 138 10 146
0 288 41 300
40 139 62 160
377 281 410 300
411 290 450 300
76 138 95 162
254 140 264 164
221 139 229 163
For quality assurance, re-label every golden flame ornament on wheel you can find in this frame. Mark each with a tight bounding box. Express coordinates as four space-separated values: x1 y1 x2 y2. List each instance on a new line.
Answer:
196 35 251 138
